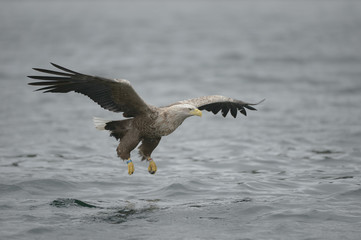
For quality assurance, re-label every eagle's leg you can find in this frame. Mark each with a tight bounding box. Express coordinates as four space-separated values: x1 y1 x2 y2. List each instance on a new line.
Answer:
116 131 141 175
147 157 157 175
126 159 135 175
138 137 161 174
117 145 136 175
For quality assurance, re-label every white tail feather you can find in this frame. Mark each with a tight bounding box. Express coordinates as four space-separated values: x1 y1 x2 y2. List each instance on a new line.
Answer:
93 117 110 130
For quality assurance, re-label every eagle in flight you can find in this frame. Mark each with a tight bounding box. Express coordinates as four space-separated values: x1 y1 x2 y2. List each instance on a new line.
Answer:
28 63 264 175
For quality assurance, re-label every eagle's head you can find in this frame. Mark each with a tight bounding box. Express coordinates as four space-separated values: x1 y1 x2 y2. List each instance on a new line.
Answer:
174 104 202 118
166 104 202 120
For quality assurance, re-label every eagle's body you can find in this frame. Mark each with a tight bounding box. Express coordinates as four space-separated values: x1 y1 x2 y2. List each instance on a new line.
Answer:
28 63 264 175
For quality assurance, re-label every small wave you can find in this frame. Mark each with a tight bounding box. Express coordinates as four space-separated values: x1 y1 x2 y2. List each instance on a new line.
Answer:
0 184 28 198
157 183 199 198
3 154 38 159
17 179 76 195
0 184 24 193
232 197 252 203
92 205 158 224
339 188 361 198
311 149 344 155
27 227 54 234
95 208 137 224
50 198 98 208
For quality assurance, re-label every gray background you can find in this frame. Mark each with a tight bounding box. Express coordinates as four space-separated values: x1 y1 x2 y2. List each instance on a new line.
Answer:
1 1 361 239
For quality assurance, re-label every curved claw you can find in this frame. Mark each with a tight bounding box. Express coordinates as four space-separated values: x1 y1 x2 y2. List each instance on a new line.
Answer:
127 159 134 175
148 158 157 174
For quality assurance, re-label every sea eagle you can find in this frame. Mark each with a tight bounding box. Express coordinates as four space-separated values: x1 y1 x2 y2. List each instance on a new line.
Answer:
28 63 264 175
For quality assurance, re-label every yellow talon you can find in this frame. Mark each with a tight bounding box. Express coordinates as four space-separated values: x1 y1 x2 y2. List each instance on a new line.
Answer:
148 158 157 174
127 159 134 175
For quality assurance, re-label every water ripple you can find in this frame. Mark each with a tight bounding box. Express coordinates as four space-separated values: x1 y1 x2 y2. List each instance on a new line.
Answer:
50 198 98 209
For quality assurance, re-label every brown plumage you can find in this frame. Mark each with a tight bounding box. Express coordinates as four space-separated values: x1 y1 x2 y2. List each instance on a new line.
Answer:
28 63 264 175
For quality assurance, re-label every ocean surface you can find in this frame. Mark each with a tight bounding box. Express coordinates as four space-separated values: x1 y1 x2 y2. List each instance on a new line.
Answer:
1 1 361 239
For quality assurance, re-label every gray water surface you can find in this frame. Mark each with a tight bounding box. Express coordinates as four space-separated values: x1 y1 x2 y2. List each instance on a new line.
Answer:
1 1 361 239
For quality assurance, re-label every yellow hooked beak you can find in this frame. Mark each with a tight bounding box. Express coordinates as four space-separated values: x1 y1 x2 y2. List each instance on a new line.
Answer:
190 108 202 117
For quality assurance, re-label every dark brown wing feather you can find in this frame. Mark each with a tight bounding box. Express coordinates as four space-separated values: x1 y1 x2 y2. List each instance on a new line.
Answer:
174 95 264 118
28 63 151 117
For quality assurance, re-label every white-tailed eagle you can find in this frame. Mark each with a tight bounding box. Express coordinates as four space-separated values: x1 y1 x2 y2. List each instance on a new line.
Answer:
28 63 264 175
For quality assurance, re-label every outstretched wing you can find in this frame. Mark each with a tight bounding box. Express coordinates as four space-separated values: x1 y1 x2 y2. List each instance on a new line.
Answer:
28 63 151 117
175 95 264 118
